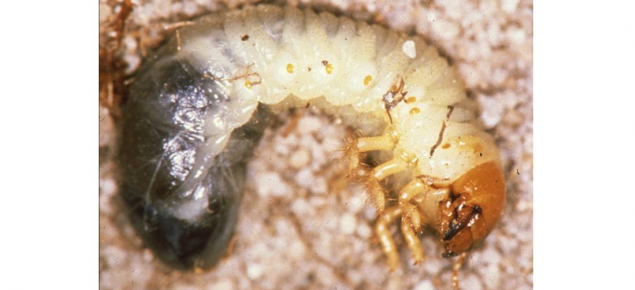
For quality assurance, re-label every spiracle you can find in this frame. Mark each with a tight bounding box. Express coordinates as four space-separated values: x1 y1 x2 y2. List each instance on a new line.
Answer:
119 5 506 286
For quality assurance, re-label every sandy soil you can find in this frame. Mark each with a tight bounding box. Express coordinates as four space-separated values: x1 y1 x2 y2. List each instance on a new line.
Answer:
99 0 533 289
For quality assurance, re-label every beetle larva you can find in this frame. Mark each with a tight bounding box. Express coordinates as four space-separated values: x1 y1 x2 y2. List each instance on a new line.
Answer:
120 4 505 286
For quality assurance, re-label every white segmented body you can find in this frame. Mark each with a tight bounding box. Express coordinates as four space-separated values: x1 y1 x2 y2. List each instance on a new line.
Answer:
176 5 500 185
135 5 508 280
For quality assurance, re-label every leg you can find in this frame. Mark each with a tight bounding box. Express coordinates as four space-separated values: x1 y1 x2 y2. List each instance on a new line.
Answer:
402 203 422 233
356 135 396 152
398 179 426 231
341 134 396 177
366 158 407 212
398 179 426 206
400 213 425 265
398 180 432 264
452 252 467 290
342 133 402 213
375 206 402 271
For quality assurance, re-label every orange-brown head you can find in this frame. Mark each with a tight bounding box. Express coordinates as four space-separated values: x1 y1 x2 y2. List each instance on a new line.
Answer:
436 161 506 257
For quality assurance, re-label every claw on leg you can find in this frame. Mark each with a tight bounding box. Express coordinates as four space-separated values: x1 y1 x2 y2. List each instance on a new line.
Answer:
375 206 402 271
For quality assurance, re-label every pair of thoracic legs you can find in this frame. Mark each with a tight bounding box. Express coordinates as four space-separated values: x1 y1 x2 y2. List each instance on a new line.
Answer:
343 132 429 270
343 132 468 289
375 179 430 270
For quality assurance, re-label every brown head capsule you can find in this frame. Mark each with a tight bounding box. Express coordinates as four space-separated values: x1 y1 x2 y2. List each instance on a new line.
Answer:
438 161 506 257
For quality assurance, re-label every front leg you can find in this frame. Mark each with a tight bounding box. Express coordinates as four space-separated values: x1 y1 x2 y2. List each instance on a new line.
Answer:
452 252 467 290
375 206 402 271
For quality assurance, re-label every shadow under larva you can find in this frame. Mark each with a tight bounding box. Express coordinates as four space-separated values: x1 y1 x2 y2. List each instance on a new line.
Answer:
117 4 507 289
